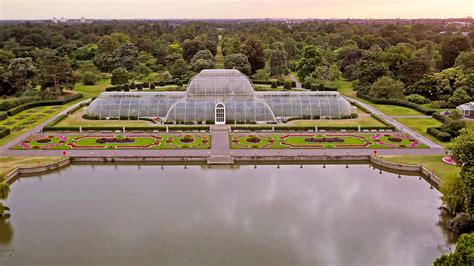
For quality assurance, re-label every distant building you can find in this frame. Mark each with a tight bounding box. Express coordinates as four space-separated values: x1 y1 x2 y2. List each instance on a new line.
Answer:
60 17 66 23
81 17 85 23
52 17 58 23
457 102 474 118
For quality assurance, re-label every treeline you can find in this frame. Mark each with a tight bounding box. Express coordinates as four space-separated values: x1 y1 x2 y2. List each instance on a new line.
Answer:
0 20 473 110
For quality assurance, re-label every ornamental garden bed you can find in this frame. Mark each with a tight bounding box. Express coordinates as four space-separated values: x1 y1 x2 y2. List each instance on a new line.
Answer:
230 133 427 149
13 134 211 150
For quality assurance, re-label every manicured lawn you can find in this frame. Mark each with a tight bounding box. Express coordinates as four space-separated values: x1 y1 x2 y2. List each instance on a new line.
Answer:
0 105 75 146
13 134 211 150
380 155 460 181
0 156 63 176
327 80 356 97
289 109 385 127
74 79 111 99
55 108 150 127
394 118 445 146
230 133 427 149
215 35 224 69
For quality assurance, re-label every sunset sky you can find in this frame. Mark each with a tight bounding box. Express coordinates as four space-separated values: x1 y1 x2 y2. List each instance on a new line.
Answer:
0 0 472 20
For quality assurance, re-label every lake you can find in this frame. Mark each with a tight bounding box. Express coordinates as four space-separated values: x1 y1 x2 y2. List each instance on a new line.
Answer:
0 164 453 265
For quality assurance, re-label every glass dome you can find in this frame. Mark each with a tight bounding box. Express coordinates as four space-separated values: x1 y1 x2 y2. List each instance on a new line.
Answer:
86 70 354 123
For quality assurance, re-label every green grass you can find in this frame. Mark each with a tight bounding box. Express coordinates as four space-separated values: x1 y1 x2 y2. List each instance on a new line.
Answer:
0 105 75 146
289 112 385 127
74 79 111 99
381 155 460 181
0 156 63 176
394 117 445 146
230 133 427 149
215 35 224 69
14 134 211 150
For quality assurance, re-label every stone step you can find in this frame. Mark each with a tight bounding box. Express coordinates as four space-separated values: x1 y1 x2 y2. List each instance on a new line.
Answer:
210 125 231 133
207 155 234 165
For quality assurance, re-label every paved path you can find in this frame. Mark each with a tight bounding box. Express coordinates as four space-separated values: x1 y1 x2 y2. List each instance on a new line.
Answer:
289 74 303 89
0 97 445 158
390 115 432 119
344 97 442 149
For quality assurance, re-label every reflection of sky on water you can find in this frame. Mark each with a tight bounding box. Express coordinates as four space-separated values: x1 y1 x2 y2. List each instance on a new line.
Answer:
1 164 448 265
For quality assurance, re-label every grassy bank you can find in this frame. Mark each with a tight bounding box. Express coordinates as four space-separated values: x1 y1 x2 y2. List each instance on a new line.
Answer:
0 156 63 176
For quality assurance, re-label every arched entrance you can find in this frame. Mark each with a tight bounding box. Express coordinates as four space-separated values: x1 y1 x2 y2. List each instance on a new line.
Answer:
215 103 225 125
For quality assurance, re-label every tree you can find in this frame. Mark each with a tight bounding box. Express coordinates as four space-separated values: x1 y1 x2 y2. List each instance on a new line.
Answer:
182 39 201 62
441 111 466 137
190 50 214 64
400 56 431 86
449 129 474 214
81 71 98 85
434 233 474 265
97 35 120 55
170 59 189 78
191 59 215 72
243 36 265 74
448 88 471 107
8 57 36 93
441 35 471 69
37 52 75 96
369 76 404 99
112 43 139 71
224 53 251 75
296 45 326 81
353 60 389 95
111 68 129 85
455 50 474 70
269 49 288 77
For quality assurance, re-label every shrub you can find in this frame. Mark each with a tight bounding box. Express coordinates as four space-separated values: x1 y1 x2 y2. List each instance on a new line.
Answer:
283 81 292 90
0 96 42 112
136 84 143 90
150 83 155 90
0 112 7 121
142 82 149 88
291 81 297 88
407 94 430 104
0 127 10 139
177 80 183 87
81 71 98 85
7 94 83 116
359 94 436 115
303 81 311 90
432 112 447 123
427 127 452 142
271 81 278 88
310 83 318 91
159 80 165 87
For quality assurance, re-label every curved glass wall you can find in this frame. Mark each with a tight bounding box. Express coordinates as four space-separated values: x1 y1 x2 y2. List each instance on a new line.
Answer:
86 70 354 123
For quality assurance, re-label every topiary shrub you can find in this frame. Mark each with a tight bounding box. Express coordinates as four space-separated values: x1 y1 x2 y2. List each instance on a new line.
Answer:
427 127 452 142
291 81 297 88
142 82 149 88
407 94 430 104
271 81 278 89
82 71 98 85
150 83 155 90
159 80 165 87
283 80 292 90
310 83 318 91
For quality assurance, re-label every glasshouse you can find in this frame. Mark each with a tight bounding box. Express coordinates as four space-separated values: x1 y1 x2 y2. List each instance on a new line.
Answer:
86 69 354 124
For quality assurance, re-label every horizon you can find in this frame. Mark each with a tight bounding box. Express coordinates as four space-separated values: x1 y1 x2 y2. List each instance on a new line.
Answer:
1 0 473 20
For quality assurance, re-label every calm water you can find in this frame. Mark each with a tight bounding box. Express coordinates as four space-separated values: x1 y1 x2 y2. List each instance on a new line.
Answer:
0 164 452 265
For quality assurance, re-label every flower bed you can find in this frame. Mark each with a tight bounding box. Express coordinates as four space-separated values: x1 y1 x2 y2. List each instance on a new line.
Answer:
13 134 211 150
230 133 427 149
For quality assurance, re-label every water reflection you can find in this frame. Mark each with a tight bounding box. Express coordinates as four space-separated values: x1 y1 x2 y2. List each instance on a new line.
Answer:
0 164 451 265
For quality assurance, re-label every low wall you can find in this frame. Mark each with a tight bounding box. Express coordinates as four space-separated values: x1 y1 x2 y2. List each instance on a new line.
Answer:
5 158 71 184
4 154 443 188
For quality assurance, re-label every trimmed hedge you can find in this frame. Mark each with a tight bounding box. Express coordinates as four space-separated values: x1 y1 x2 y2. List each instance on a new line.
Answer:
252 80 273 85
427 127 451 142
359 94 436 115
0 96 41 111
432 112 447 123
0 112 7 121
0 127 10 139
43 125 211 132
230 125 395 131
7 94 83 116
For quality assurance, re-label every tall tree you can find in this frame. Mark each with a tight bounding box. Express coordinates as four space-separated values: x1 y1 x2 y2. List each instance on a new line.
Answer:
440 35 470 69
37 52 74 96
224 53 251 75
269 49 288 77
8 57 36 93
296 45 326 81
243 36 265 74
